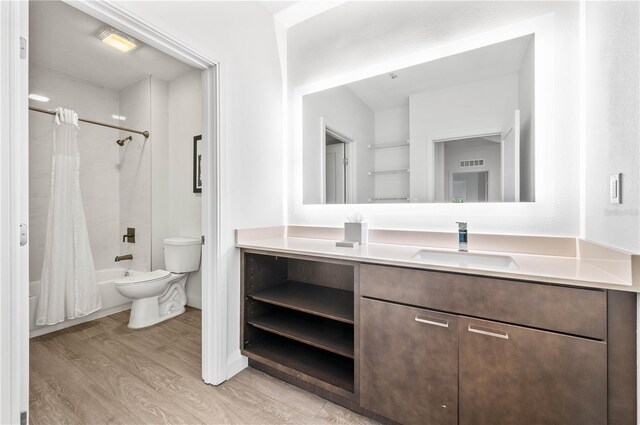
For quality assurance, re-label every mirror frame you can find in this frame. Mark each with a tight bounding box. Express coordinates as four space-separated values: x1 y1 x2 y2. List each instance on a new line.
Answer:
292 13 555 217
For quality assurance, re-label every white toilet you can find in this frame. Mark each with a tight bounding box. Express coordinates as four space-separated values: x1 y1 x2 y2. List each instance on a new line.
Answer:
115 237 201 329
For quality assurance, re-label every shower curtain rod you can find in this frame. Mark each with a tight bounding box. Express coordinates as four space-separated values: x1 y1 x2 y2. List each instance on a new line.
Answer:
29 106 150 139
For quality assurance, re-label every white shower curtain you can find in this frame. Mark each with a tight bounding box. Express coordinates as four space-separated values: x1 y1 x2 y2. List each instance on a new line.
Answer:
36 107 102 326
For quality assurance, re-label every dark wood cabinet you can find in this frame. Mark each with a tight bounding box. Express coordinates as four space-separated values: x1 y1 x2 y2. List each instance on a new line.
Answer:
360 298 458 425
241 250 636 425
458 317 608 425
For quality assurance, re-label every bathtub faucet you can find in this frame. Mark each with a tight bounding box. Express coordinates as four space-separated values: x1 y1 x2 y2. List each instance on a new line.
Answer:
115 254 133 262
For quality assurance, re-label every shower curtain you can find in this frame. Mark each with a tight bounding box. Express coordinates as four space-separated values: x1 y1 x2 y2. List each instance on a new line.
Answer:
36 107 102 326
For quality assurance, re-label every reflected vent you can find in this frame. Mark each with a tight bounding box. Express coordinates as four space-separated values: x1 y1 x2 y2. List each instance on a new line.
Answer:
460 159 484 168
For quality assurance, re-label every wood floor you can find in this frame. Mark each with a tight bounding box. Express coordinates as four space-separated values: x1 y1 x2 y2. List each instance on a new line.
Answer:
29 307 379 425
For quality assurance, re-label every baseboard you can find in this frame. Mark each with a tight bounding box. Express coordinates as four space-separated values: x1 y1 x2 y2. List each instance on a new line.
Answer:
227 350 248 379
29 303 131 338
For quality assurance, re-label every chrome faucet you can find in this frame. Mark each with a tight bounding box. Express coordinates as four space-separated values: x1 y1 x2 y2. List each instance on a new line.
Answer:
457 222 468 252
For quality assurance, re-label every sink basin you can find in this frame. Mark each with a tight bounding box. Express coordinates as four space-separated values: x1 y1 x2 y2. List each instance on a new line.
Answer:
412 249 518 269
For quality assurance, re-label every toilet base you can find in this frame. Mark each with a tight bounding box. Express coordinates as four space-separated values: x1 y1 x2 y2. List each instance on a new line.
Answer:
128 304 186 329
127 274 188 329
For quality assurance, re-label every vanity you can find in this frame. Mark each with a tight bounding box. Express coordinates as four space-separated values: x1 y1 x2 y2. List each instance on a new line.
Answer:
238 228 638 425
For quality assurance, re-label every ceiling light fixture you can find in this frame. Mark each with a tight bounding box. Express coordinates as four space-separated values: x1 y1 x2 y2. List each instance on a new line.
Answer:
97 27 138 53
28 93 50 103
111 114 127 121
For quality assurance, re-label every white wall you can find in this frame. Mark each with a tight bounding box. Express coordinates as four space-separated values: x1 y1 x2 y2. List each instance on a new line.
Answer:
167 70 203 308
584 1 640 253
287 1 579 236
29 62 120 282
149 71 202 308
118 77 152 272
302 85 374 204
115 1 284 367
150 76 169 273
518 39 535 202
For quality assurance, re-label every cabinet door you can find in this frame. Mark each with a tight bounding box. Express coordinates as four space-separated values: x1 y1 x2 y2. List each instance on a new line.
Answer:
360 298 458 425
459 317 607 425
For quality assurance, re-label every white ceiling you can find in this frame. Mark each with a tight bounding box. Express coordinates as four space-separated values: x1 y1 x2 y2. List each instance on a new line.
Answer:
259 1 300 15
347 35 534 112
29 0 195 91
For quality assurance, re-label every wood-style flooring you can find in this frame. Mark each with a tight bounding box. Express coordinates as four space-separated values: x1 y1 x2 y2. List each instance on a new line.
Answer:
29 307 378 425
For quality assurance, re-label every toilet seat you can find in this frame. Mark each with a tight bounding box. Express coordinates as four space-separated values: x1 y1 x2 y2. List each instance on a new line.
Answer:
115 270 172 286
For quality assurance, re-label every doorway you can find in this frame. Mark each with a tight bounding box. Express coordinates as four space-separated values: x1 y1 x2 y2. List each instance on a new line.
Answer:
325 132 348 204
451 171 489 203
322 122 355 204
1 1 225 422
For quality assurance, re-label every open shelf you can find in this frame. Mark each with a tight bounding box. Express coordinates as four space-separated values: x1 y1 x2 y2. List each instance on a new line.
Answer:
368 168 410 176
249 308 354 358
368 196 410 203
245 333 355 393
249 281 354 324
368 140 410 150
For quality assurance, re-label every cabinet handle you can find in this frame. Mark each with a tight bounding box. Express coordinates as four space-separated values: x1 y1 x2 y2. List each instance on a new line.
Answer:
415 315 449 328
468 325 509 340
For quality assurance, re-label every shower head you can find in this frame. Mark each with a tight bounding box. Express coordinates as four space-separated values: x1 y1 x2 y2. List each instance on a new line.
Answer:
116 135 133 146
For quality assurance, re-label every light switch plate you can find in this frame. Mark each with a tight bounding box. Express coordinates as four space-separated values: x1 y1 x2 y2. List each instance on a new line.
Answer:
610 173 621 204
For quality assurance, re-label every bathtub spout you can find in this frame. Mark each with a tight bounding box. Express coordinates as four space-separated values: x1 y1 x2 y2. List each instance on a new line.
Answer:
115 254 133 262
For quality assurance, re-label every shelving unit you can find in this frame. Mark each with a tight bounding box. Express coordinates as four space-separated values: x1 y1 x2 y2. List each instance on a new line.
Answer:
369 138 411 203
241 252 356 396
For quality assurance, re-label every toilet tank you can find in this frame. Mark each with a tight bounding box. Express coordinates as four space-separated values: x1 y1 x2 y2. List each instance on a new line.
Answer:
164 237 202 273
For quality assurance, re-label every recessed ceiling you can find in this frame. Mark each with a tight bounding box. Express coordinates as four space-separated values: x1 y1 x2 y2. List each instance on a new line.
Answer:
347 35 534 112
29 0 195 91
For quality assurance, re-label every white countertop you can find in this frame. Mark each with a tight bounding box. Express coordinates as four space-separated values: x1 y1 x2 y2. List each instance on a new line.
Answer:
237 236 639 292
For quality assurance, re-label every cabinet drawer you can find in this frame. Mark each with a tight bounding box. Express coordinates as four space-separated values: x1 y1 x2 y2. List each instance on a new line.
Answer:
360 264 607 340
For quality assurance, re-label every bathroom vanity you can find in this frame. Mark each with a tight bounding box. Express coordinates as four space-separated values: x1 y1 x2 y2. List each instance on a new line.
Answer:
238 229 638 425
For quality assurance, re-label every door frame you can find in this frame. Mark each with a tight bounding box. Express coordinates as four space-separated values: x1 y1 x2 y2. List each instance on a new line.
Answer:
0 1 29 423
67 0 228 386
1 3 227 422
319 117 356 204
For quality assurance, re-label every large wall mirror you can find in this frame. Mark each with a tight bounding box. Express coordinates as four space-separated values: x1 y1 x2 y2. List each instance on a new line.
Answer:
302 34 535 205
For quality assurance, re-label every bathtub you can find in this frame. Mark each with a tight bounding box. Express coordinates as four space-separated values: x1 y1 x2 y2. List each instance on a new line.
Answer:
29 268 138 337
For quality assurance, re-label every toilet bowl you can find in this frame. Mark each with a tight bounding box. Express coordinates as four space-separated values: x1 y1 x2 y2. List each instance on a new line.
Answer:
114 237 201 328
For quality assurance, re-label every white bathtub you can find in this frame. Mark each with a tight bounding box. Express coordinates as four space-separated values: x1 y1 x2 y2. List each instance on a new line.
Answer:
29 268 137 337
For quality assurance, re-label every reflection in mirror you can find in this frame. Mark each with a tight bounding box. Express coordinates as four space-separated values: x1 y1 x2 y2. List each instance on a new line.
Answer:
303 34 535 204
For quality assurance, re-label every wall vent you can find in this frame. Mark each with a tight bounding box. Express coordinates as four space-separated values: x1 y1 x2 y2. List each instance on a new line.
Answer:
460 159 484 168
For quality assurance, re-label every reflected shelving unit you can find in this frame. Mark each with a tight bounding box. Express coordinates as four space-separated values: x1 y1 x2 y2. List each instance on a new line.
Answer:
368 139 410 203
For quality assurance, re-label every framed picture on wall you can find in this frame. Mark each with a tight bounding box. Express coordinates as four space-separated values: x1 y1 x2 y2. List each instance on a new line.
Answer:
193 135 202 193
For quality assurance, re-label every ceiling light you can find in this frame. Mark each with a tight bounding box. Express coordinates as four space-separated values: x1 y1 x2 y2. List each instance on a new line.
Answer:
28 93 50 103
97 27 137 53
111 114 126 121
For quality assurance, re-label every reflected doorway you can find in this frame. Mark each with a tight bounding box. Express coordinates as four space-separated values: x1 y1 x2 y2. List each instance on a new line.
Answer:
322 124 354 204
451 171 489 203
